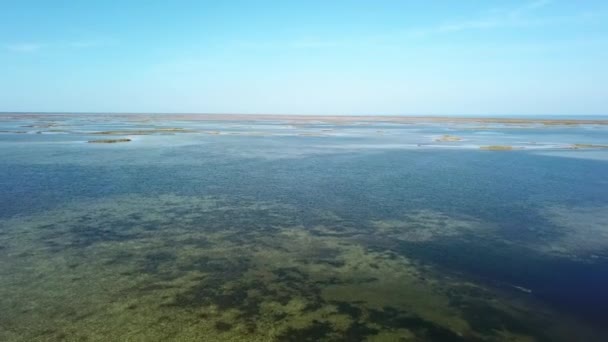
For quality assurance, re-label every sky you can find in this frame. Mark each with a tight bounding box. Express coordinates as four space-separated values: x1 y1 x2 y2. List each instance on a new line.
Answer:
1 0 607 115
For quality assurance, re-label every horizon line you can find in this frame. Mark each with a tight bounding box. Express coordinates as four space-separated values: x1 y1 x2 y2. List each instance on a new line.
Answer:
1 112 607 117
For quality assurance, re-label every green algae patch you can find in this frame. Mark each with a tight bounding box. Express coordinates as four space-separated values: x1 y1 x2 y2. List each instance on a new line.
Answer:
435 134 462 142
480 145 514 151
371 210 491 243
88 138 132 144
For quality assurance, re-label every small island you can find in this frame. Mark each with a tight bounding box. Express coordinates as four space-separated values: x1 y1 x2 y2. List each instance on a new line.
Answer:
480 145 514 151
88 138 132 144
435 134 462 142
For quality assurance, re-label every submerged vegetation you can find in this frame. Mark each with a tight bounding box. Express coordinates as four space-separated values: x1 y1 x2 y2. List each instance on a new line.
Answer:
0 194 596 341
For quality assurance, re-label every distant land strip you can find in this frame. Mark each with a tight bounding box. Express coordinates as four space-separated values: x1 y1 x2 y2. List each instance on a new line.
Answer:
1 113 608 125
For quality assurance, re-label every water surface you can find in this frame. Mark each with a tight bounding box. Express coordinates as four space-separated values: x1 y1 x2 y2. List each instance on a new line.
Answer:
1 114 607 341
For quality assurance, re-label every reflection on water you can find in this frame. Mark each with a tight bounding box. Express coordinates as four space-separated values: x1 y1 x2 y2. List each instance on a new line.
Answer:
1 114 608 341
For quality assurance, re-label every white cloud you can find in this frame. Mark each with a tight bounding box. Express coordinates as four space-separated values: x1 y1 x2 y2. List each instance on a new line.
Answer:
4 38 115 53
234 0 593 51
521 0 553 12
5 43 44 52
68 38 115 49
289 38 341 49
69 41 101 48
407 0 560 36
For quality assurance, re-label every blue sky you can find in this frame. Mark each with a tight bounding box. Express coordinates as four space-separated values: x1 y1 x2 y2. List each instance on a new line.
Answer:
1 0 607 115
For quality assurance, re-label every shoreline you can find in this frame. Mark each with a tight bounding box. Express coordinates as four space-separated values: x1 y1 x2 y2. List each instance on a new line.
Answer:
2 112 608 125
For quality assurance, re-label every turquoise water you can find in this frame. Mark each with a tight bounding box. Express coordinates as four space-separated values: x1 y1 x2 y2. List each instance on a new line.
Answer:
1 114 608 341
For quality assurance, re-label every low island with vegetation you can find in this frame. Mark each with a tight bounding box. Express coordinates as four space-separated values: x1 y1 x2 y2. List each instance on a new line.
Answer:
88 138 132 144
479 145 514 151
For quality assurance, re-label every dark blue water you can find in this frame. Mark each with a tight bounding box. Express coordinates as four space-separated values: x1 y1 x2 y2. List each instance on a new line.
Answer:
2 148 607 327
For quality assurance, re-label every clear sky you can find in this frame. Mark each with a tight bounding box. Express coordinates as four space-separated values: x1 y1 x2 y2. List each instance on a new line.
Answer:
1 0 607 115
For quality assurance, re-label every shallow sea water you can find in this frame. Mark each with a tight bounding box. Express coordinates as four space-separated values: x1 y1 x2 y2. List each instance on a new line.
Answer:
1 114 608 341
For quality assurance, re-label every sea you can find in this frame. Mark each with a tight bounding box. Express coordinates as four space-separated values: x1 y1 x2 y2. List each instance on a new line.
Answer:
1 113 607 341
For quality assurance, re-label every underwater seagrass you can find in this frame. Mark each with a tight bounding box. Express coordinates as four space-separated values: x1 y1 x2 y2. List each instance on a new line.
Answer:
0 194 595 341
